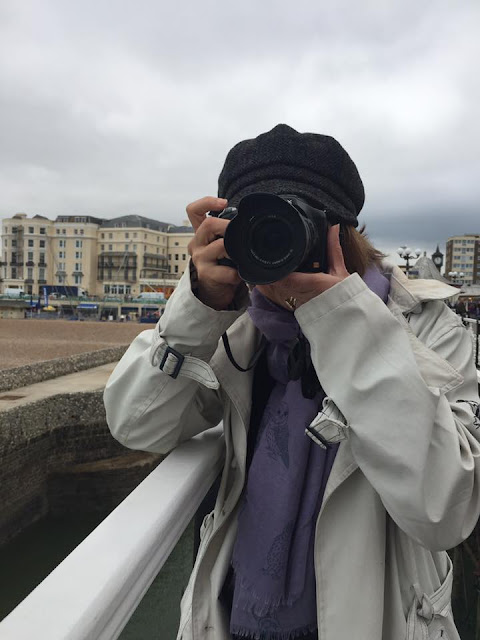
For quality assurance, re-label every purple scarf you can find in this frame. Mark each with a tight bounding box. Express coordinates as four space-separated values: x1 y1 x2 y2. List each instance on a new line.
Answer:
230 267 390 640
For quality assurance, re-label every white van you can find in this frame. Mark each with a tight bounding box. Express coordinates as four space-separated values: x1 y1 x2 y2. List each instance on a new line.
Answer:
4 287 25 297
138 292 165 301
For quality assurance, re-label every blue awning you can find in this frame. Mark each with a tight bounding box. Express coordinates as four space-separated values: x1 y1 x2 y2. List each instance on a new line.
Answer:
77 303 98 309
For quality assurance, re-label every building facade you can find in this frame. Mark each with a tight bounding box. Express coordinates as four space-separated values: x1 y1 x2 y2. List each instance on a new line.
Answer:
445 234 480 286
0 213 194 297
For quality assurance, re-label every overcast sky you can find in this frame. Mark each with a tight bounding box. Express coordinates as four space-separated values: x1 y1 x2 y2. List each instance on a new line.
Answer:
1 0 479 263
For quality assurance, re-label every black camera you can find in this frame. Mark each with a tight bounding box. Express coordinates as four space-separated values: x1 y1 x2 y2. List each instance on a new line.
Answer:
210 193 329 285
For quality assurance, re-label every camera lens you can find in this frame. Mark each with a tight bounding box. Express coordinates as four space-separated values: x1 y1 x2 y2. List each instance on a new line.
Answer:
223 193 315 284
248 216 294 266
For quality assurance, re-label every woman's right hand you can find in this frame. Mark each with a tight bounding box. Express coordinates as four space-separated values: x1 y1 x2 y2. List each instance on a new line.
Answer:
186 196 243 310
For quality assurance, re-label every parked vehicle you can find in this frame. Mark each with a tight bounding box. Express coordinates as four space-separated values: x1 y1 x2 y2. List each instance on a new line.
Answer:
3 287 25 297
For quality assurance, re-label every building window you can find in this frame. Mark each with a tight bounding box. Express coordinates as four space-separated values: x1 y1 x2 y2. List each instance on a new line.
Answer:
75 251 82 259
28 226 34 234
125 233 129 239
80 229 84 235
168 254 171 260
74 229 78 235
39 240 45 248
174 242 179 246
182 254 186 260
56 229 60 234
101 244 105 251
11 239 17 247
175 254 179 260
133 244 137 251
109 233 113 239
39 268 45 280
75 263 82 271
108 244 113 251
174 265 179 273
75 240 83 248
11 267 17 279
28 239 34 247
133 232 137 238
40 227 46 235
39 252 45 264
28 268 33 279
28 251 33 261
74 274 82 284
125 244 129 251
118 285 124 294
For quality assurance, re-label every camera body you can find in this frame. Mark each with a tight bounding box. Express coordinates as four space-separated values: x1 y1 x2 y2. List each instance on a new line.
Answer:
210 193 329 285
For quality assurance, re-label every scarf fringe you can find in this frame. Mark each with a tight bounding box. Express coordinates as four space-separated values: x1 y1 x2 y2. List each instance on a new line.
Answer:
230 622 318 640
231 564 303 614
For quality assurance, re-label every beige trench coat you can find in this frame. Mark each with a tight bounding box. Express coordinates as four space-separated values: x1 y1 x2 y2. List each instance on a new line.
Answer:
104 263 480 640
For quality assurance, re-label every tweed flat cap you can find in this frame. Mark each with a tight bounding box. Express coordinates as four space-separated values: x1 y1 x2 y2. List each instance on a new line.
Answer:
218 124 365 226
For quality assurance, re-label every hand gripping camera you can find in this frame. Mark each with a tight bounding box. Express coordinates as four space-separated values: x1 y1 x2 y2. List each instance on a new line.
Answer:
210 193 329 285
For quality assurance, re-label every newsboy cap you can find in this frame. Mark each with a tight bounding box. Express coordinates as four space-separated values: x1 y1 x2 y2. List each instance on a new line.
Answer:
217 124 365 226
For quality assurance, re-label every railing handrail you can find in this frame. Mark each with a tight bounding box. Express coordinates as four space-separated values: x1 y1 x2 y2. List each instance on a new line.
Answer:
0 425 225 640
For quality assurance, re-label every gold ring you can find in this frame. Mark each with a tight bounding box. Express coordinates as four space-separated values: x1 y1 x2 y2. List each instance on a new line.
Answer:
285 296 297 311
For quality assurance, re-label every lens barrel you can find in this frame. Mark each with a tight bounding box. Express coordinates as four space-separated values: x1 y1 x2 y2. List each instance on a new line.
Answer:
223 193 328 285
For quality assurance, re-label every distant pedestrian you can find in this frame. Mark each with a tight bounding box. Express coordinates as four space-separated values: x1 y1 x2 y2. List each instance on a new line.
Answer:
456 300 467 318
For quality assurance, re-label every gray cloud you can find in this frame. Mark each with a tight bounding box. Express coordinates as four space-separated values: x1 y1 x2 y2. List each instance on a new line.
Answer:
0 0 479 263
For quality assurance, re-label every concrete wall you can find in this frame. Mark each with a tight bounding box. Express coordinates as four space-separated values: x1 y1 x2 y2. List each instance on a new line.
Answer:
0 346 128 393
0 389 162 545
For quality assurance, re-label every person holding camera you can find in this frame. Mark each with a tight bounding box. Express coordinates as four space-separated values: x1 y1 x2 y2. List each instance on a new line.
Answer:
104 124 480 640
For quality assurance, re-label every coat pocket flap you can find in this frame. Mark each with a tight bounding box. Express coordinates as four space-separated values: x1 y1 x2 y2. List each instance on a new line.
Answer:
407 557 458 640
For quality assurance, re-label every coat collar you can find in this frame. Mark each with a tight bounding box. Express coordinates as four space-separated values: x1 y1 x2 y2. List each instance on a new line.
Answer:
385 262 459 314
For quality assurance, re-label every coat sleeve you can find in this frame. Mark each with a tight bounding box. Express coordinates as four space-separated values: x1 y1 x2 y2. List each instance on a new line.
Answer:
104 270 248 454
296 273 480 551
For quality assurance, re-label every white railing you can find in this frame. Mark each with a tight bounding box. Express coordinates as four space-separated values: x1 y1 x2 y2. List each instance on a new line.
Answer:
0 426 225 640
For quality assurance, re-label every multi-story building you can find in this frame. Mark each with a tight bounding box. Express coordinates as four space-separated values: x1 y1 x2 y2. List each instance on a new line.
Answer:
167 226 193 279
445 234 480 286
52 215 104 296
98 215 171 298
1 213 53 295
1 213 194 297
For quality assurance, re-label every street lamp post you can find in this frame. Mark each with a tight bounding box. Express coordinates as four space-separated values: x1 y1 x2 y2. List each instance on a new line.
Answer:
397 246 422 276
448 271 465 286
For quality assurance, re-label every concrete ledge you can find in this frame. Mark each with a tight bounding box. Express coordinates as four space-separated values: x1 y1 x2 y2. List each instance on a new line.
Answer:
0 388 162 545
0 346 128 393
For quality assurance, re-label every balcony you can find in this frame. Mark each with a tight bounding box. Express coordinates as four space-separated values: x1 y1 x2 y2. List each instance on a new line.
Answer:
10 261 22 267
24 279 34 284
26 261 34 267
38 279 47 285
97 274 137 283
38 263 47 268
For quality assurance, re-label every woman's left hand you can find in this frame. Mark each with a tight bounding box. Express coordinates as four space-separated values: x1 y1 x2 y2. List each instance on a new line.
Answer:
256 224 350 310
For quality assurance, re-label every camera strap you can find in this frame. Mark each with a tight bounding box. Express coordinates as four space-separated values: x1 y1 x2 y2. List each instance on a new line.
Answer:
221 332 267 372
